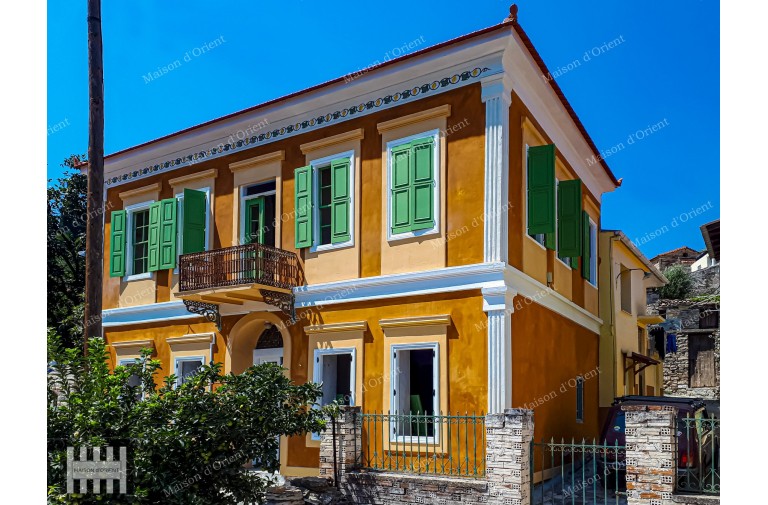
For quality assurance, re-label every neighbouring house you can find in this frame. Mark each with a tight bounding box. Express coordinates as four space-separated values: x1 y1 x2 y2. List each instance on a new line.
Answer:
648 298 720 400
648 219 720 400
650 245 701 272
98 10 620 477
597 230 668 423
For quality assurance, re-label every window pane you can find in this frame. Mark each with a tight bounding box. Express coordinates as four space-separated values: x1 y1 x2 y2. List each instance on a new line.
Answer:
395 348 435 438
178 359 203 385
132 209 150 275
318 166 333 245
319 353 353 406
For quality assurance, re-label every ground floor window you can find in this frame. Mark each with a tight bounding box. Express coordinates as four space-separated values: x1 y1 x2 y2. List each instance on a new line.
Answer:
119 358 143 400
313 348 355 406
175 356 204 387
391 343 438 441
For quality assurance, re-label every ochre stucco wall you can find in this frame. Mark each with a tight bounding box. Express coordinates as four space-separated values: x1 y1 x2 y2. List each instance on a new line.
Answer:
511 297 601 443
103 84 486 310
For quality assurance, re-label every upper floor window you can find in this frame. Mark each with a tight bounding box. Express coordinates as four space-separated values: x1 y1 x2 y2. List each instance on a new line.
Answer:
386 131 439 241
131 208 151 276
587 218 598 286
109 188 210 279
620 267 632 313
240 181 276 246
294 151 353 251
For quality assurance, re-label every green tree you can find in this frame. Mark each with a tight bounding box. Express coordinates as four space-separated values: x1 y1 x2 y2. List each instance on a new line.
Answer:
47 335 331 504
47 156 88 349
659 265 693 300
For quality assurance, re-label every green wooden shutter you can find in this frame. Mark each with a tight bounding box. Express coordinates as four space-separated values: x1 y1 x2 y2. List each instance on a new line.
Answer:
109 210 127 277
147 202 161 272
581 211 591 280
294 165 313 248
390 143 412 235
158 198 177 270
557 179 583 258
410 138 435 231
527 145 556 237
183 189 207 254
330 157 351 244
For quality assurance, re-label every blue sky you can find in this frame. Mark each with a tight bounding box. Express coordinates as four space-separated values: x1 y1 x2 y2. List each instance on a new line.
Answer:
47 0 719 259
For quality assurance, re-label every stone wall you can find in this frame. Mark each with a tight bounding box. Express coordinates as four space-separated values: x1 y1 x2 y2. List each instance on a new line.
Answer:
315 407 534 505
662 330 720 400
689 264 719 298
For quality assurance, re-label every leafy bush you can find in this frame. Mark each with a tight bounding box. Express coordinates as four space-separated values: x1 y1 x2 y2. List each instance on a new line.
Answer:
659 265 693 300
48 335 330 504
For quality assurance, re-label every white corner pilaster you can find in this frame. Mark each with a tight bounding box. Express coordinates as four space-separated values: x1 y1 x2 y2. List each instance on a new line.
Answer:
482 284 516 414
481 73 513 265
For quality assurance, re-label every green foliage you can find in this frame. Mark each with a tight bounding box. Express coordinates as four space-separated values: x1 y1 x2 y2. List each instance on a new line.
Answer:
47 335 329 504
659 265 693 300
48 159 88 349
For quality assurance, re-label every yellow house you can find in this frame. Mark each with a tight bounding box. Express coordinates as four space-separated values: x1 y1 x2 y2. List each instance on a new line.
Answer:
100 13 620 476
597 230 668 422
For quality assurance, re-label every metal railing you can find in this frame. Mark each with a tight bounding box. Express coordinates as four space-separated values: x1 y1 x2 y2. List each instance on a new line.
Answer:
530 439 627 505
677 415 720 495
360 411 486 477
179 243 302 292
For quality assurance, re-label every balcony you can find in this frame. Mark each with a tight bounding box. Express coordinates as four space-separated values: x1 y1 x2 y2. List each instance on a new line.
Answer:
177 243 303 325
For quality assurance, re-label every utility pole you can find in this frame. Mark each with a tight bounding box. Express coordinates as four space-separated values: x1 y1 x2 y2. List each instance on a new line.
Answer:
84 0 104 356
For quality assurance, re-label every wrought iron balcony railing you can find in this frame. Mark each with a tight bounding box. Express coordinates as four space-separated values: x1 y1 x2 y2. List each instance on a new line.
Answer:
179 243 302 293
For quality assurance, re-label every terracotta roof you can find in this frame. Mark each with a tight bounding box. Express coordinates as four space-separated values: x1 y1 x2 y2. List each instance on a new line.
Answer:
105 5 619 187
650 246 701 262
700 219 720 262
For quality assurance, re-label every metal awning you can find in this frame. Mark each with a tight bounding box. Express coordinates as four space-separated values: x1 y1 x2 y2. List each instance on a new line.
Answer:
624 352 660 374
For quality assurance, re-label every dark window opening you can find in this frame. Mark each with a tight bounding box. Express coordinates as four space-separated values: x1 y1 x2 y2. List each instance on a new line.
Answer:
132 209 150 274
395 348 436 438
318 165 332 245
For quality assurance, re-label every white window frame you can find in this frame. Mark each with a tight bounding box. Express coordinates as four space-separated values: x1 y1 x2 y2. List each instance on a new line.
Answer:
239 182 277 247
119 358 144 399
523 144 548 250
390 342 440 444
124 200 155 281
306 150 355 253
385 129 440 242
588 217 598 287
174 186 212 274
310 347 357 441
174 356 205 387
554 179 571 269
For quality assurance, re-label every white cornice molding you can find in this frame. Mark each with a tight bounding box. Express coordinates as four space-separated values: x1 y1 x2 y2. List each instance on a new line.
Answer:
299 129 365 154
376 105 452 133
305 321 368 334
102 301 199 327
502 264 602 333
167 333 214 346
111 339 154 350
118 182 161 200
502 32 616 201
169 169 218 187
294 262 506 308
104 30 510 187
229 150 285 172
379 314 452 329
481 284 516 312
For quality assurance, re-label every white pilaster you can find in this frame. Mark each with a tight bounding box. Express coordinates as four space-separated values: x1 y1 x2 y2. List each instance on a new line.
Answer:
481 74 512 264
482 284 515 414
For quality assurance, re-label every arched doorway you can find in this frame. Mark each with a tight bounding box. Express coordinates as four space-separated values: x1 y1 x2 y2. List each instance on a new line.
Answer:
252 324 284 366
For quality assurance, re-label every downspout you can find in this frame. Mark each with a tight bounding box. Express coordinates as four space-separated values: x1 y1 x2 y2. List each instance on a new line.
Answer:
608 234 620 399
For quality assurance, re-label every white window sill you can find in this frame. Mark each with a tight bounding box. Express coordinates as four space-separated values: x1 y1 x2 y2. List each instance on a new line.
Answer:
525 233 548 251
388 226 439 242
124 272 153 282
555 257 572 270
586 280 598 289
310 240 354 253
392 435 439 445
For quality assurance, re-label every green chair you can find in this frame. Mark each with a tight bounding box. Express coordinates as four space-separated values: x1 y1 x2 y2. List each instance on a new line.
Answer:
410 395 428 437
